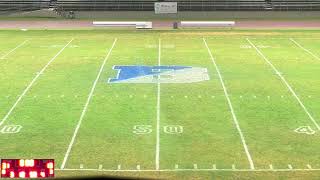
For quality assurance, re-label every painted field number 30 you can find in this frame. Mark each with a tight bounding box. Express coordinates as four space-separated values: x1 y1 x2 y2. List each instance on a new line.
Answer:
0 125 22 134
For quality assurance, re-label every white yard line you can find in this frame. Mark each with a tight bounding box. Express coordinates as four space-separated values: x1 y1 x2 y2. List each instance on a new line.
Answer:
203 38 255 170
0 40 28 60
60 38 117 169
155 38 161 170
56 168 320 172
0 39 73 127
290 38 320 61
246 38 320 130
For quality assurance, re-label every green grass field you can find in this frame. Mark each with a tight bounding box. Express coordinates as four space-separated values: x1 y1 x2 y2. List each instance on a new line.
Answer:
1 30 320 179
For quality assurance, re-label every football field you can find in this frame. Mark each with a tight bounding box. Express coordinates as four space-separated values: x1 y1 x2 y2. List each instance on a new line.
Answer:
1 30 320 179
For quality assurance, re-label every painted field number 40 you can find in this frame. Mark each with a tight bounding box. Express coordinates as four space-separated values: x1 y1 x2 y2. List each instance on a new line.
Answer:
0 125 22 134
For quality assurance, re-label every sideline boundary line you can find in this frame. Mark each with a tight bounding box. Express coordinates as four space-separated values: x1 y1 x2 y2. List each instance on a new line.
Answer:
0 40 28 60
155 38 161 170
60 38 117 169
246 38 320 130
56 168 320 172
203 38 255 170
290 38 320 62
0 39 73 127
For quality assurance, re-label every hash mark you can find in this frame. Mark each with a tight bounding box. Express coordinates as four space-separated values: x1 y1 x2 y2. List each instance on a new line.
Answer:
307 164 312 169
269 164 273 170
193 164 198 169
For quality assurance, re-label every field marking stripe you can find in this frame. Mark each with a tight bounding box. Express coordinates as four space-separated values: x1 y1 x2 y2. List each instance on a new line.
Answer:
60 38 117 169
203 38 255 170
0 40 28 60
0 38 73 127
290 38 320 61
56 168 320 172
246 38 320 130
155 38 161 170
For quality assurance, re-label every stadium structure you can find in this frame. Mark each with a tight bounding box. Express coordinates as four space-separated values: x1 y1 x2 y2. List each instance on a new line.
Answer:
0 0 320 179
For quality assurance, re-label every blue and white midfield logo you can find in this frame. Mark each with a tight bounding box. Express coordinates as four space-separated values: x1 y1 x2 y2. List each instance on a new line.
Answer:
109 65 209 83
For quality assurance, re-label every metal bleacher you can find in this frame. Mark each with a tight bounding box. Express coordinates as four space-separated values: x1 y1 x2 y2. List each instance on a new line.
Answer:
271 0 320 10
0 0 51 14
0 0 320 13
55 0 320 11
55 0 267 11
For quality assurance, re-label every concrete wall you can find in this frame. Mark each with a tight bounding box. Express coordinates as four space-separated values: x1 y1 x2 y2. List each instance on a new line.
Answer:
74 11 320 20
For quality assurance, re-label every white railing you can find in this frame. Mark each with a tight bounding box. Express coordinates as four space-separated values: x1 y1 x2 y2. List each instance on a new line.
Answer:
180 21 235 28
93 21 152 29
